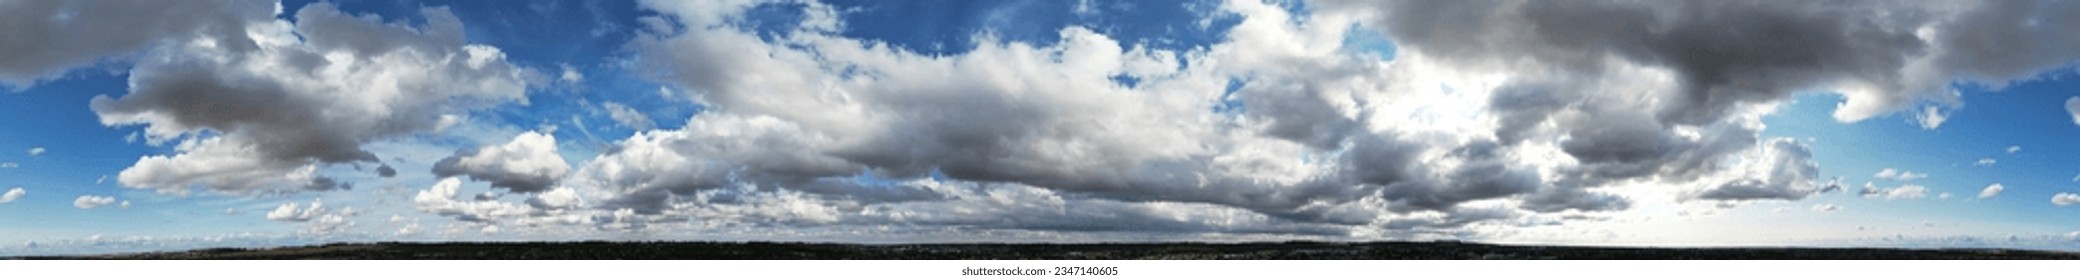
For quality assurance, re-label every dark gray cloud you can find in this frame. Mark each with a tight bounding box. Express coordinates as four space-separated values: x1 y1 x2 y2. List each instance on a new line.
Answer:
1935 1 2080 85
375 164 397 178
0 0 272 87
1340 0 2080 124
1345 0 1936 124
303 176 352 192
89 3 532 194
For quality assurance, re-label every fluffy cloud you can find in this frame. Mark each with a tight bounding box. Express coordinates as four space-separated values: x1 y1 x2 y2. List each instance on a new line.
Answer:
91 3 531 195
73 195 115 209
58 0 2040 239
1688 138 1833 201
433 131 570 193
265 199 360 235
2055 193 2080 206
1860 183 1928 200
1331 0 2080 124
0 187 23 204
2006 146 2021 154
0 0 274 88
412 177 585 225
1873 168 1928 181
2068 97 2080 125
1915 106 1950 130
26 147 43 157
528 0 1859 237
264 199 329 222
1979 183 2004 199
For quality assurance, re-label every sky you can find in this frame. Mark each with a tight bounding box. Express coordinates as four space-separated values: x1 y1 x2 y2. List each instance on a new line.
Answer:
3 0 2080 256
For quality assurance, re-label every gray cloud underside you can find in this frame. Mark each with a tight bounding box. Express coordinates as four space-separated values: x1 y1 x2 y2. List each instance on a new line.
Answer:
16 0 2080 239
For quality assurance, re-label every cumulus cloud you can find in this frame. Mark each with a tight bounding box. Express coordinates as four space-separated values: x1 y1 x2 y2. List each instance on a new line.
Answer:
433 131 570 193
73 195 115 209
1688 138 1833 201
412 177 582 224
1860 183 1928 200
469 0 1862 239
1979 183 2004 199
2068 97 2080 125
1915 106 1950 130
1873 168 1928 181
2055 193 2080 206
1334 0 2080 125
0 187 23 204
0 0 274 88
82 0 2051 239
265 199 360 235
91 3 531 195
265 199 330 222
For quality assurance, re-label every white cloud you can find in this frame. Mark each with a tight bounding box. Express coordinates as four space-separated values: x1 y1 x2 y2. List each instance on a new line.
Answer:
1973 158 1996 166
1860 184 1928 200
2067 97 2080 126
1915 106 1948 130
0 162 16 169
559 65 584 84
37 0 2046 239
2006 146 2021 154
602 102 655 130
26 147 43 156
1979 183 2004 199
91 3 532 195
73 195 115 209
2055 193 2080 206
265 199 330 222
1938 193 1952 200
0 187 23 204
412 177 540 222
1873 168 1928 181
265 198 360 235
520 0 1893 236
1810 204 1841 212
432 131 570 193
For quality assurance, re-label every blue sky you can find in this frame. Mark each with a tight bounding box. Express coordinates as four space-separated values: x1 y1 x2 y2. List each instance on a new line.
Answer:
4 0 2080 255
